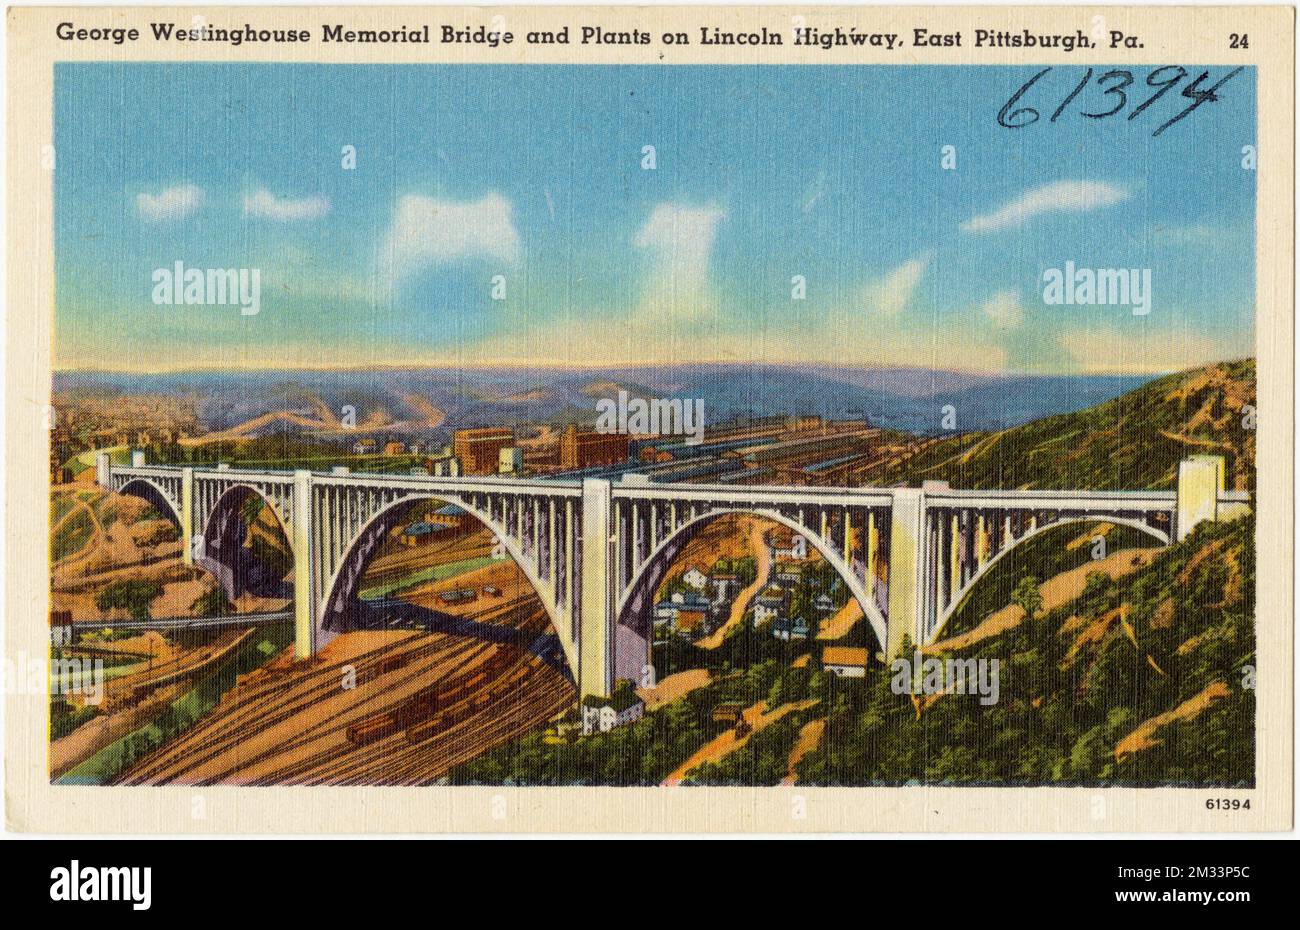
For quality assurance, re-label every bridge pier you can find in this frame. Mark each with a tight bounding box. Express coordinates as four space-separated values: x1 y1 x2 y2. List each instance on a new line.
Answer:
292 469 316 659
180 467 194 567
1177 454 1225 541
885 488 925 657
579 478 614 699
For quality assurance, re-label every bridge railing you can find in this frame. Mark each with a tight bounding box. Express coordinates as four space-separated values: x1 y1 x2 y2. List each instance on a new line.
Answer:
108 462 584 492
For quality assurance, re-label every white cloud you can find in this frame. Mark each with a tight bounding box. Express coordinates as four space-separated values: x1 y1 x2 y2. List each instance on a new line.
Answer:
244 188 330 221
383 193 520 279
136 184 204 221
634 203 726 321
980 289 1025 328
860 255 929 317
723 253 1009 371
636 203 725 289
961 180 1128 233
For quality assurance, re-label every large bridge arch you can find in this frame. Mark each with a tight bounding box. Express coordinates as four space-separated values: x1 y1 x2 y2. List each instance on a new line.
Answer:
197 483 295 602
317 492 576 674
615 506 890 665
934 513 1171 640
116 477 183 527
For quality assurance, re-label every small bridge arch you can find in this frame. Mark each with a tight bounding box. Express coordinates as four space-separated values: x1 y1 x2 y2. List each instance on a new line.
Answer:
200 481 293 538
197 483 295 603
116 477 183 527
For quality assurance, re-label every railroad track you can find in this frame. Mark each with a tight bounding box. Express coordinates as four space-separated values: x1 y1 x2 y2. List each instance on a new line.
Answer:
116 599 576 786
69 611 292 633
118 632 482 784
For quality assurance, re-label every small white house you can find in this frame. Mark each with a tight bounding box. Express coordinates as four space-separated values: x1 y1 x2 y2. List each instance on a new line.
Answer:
772 617 810 641
823 646 869 678
582 694 645 734
711 574 738 602
682 566 709 590
752 587 788 627
767 529 808 561
773 561 802 586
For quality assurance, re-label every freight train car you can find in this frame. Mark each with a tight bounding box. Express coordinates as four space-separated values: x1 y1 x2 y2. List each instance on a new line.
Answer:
438 588 478 605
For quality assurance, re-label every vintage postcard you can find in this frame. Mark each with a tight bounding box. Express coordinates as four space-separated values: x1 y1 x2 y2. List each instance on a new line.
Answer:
4 5 1293 834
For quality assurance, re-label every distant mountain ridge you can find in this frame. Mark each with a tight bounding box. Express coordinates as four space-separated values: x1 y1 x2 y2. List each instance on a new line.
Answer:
53 363 1153 439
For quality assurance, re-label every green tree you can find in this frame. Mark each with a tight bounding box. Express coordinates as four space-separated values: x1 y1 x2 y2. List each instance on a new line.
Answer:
1011 576 1043 619
191 585 234 617
96 579 163 621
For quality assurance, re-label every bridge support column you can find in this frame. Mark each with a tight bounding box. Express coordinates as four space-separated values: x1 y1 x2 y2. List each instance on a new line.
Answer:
949 512 960 611
96 451 111 488
579 478 614 698
886 489 926 657
292 470 315 659
548 498 557 589
1177 455 1225 541
565 498 575 613
180 467 194 566
866 511 878 598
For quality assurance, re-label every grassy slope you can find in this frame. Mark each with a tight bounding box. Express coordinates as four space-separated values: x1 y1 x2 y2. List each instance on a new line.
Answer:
865 360 1255 492
796 515 1255 786
937 522 1157 643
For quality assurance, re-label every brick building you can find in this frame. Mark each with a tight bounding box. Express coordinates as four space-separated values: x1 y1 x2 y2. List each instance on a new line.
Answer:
453 427 514 476
559 423 630 470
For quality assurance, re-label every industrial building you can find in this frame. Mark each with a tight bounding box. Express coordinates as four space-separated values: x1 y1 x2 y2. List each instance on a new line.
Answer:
453 427 514 475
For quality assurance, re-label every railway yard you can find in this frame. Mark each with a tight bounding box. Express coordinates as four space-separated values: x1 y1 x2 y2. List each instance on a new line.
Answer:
114 594 575 786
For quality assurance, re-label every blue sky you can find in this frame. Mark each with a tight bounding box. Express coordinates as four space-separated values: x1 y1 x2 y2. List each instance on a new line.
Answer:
54 63 1256 374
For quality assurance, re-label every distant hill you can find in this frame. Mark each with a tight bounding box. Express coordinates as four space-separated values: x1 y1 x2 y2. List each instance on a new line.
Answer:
53 363 1152 439
865 360 1255 492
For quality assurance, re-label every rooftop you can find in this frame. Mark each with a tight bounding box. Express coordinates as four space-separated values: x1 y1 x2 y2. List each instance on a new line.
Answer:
823 646 869 668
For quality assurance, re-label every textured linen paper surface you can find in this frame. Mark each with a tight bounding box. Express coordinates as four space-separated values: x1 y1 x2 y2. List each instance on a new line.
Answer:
4 5 1294 833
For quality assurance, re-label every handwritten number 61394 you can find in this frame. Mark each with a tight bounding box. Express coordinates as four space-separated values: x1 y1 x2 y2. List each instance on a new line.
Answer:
998 66 1244 136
